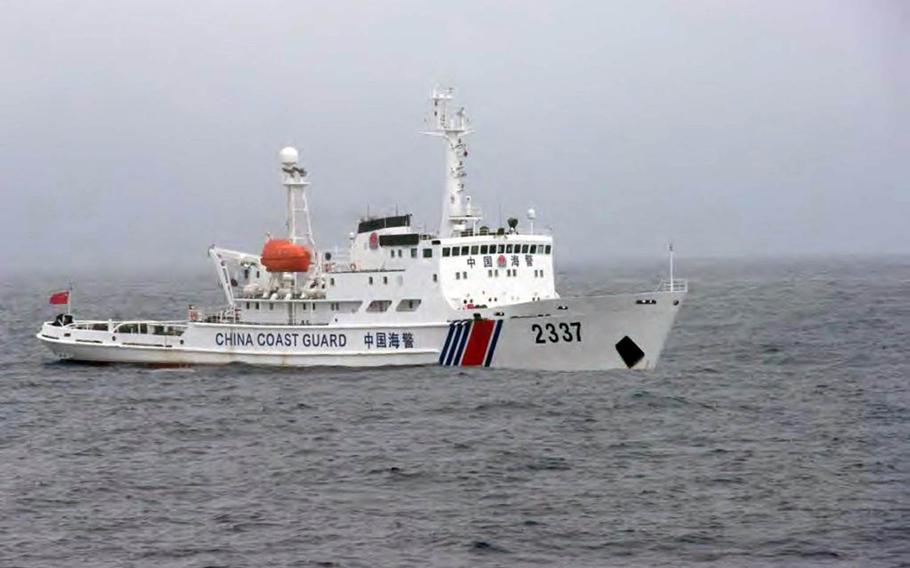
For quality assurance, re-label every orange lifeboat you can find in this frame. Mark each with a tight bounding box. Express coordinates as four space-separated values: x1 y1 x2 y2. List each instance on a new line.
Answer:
260 239 312 272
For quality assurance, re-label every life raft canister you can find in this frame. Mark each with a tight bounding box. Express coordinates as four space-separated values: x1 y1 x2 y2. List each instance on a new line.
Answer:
260 239 312 272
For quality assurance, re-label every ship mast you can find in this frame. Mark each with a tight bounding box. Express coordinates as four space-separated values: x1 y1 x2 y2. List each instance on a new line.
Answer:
279 146 319 288
423 86 480 237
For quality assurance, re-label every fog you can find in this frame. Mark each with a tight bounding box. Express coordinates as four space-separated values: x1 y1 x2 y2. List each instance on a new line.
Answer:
1 0 907 275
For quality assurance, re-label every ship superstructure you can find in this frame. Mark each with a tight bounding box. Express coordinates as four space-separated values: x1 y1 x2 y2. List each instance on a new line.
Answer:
37 88 687 370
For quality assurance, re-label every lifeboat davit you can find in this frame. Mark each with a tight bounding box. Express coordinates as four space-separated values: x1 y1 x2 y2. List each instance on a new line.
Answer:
260 239 312 272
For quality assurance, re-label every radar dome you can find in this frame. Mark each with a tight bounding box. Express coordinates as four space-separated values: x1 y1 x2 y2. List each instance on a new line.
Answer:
279 146 299 165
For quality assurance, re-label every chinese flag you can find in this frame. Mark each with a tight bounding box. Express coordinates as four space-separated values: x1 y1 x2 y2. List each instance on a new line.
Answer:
49 291 69 305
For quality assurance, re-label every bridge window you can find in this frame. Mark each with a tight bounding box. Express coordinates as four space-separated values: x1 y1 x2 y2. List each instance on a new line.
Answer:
470 245 479 255
480 245 488 254
545 245 551 254
452 247 460 257
461 246 469 255
521 244 529 253
506 244 513 253
530 245 537 254
442 247 450 257
423 248 432 258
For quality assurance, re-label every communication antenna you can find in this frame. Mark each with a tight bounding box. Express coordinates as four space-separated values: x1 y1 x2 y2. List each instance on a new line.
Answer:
668 240 675 290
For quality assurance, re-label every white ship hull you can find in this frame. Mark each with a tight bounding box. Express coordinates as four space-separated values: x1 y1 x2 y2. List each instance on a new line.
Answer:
38 291 685 371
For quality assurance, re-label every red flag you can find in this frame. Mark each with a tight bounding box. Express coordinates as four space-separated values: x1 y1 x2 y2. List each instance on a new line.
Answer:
49 290 69 305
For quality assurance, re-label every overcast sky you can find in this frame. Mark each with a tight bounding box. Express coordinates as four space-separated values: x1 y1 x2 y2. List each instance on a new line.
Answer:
1 0 907 273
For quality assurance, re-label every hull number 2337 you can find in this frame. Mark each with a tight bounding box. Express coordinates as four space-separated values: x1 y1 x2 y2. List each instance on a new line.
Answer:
532 322 582 344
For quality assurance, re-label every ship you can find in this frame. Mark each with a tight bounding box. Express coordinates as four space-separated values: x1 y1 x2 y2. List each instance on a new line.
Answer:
37 87 687 370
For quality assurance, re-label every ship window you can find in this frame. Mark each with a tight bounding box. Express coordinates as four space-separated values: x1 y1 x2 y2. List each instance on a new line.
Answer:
244 268 250 280
470 245 479 255
442 247 450 257
269 303 274 311
369 277 374 285
495 269 499 277
456 272 461 280
530 245 537 254
396 299 422 312
545 245 551 254
366 300 392 313
411 248 417 258
487 269 492 277
521 244 529 253
506 244 513 253
481 245 488 254
461 246 469 255
423 248 432 258
329 278 335 286
256 271 260 278
463 271 467 279
452 247 460 257
255 302 260 309
245 302 250 309
433 274 438 282
383 276 388 285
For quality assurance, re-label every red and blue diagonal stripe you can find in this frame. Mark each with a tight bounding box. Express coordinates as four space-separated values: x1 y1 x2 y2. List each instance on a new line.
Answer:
439 319 503 367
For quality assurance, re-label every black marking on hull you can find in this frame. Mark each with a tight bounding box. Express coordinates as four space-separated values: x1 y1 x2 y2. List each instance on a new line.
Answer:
615 335 645 369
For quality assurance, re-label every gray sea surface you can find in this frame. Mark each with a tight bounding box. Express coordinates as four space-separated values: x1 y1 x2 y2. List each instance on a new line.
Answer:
1 256 908 567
